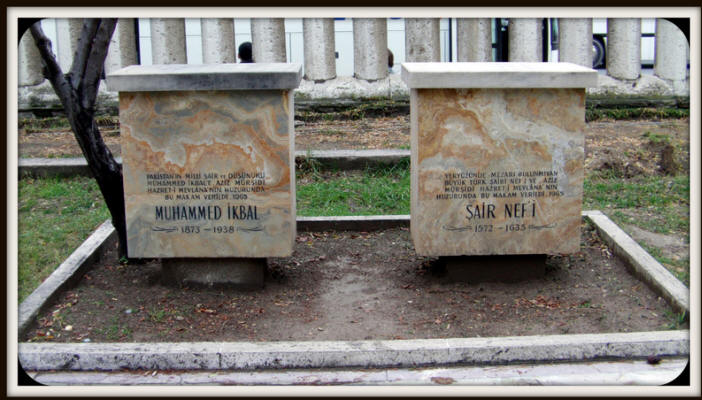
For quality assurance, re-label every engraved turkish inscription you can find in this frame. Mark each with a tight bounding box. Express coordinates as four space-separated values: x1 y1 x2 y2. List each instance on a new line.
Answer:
146 171 263 230
410 87 585 255
120 90 295 258
438 170 562 201
437 169 564 233
146 171 265 201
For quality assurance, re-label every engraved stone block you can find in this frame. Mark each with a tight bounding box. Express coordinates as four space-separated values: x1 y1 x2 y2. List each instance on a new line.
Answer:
107 64 302 258
402 62 597 256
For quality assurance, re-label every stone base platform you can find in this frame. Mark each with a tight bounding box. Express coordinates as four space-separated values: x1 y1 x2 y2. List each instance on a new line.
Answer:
443 254 547 283
161 258 267 290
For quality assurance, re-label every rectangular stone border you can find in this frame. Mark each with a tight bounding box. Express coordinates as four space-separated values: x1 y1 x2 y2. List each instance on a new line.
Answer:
26 358 690 386
18 330 688 372
583 210 690 315
18 157 112 178
298 149 409 170
18 212 690 373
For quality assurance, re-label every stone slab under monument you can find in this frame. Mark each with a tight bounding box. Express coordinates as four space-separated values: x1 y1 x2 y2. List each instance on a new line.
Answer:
402 62 598 280
107 63 302 288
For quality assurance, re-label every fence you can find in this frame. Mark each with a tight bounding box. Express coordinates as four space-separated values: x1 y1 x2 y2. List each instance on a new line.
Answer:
18 18 689 94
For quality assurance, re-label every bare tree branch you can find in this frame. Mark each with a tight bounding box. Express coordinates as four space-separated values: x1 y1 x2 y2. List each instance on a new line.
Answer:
30 22 91 162
69 19 100 91
81 19 117 110
29 18 128 257
29 23 71 107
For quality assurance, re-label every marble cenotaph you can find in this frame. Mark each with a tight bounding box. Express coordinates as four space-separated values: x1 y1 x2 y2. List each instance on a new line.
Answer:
107 63 302 287
402 62 598 257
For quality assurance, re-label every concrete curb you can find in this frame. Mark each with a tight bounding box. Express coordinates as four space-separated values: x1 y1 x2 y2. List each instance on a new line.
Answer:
18 157 100 178
18 330 689 372
27 358 689 385
297 149 409 170
583 210 690 315
17 220 117 337
19 150 410 178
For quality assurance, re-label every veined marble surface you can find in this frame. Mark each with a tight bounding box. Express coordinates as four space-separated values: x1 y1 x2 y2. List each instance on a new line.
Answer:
411 88 585 256
120 90 295 258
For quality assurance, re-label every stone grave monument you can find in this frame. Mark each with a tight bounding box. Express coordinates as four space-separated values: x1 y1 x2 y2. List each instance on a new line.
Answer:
402 62 598 280
107 63 302 288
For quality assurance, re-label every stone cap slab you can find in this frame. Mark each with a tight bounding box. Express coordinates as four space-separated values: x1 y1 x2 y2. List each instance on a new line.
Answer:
106 63 302 92
401 62 598 89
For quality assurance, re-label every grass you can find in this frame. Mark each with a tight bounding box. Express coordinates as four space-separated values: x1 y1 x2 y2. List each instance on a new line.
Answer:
583 171 690 286
148 308 167 323
642 131 672 145
663 310 688 330
96 315 132 340
585 107 689 122
19 114 119 133
18 116 71 131
296 158 410 216
583 172 689 234
320 129 345 136
640 243 690 285
17 176 110 303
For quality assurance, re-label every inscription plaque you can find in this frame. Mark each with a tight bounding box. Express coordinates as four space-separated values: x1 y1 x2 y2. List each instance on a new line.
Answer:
402 62 598 256
108 64 302 258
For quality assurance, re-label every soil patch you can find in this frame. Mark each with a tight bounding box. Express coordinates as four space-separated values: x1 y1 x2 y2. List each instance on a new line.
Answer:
621 223 689 261
23 222 683 344
586 119 690 176
18 129 121 160
295 116 410 150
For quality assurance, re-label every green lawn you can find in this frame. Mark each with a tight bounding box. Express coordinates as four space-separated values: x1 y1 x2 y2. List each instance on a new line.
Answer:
296 158 410 216
583 171 690 285
17 162 690 301
17 176 110 302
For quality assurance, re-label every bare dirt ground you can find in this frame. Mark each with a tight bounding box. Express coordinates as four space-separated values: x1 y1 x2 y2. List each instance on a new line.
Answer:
22 222 683 343
585 119 690 176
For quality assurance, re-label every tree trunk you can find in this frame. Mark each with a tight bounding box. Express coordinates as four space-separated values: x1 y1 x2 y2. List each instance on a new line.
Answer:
30 19 128 258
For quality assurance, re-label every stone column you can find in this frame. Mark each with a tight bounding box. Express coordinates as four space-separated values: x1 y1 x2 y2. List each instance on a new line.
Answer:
150 18 187 64
56 18 84 71
201 18 236 64
606 18 641 80
18 26 44 86
558 18 593 68
303 18 336 81
654 18 688 82
456 18 493 62
353 18 388 81
251 18 286 63
405 18 440 62
508 18 543 62
104 18 138 75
